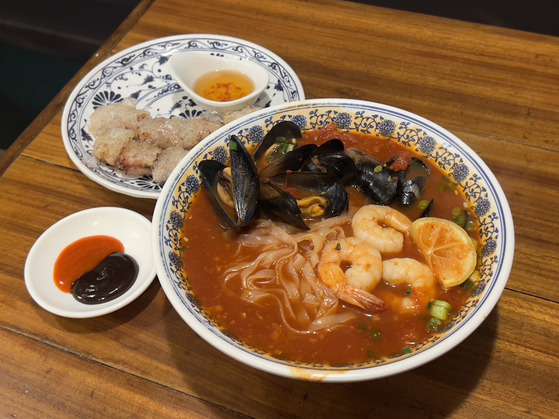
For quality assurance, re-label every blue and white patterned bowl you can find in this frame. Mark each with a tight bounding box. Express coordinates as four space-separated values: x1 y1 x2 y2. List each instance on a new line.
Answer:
61 34 305 199
152 99 514 382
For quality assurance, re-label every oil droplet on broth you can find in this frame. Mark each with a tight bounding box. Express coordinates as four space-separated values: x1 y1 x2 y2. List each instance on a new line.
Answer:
193 69 255 102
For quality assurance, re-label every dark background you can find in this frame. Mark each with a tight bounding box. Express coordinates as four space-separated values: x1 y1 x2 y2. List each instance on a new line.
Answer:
1 0 557 151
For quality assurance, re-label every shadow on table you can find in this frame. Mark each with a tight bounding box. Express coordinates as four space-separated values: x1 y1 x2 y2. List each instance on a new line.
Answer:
165 302 498 418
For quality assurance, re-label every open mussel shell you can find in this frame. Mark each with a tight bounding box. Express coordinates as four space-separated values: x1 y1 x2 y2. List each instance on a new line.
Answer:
259 178 309 230
346 148 400 205
268 171 349 219
259 144 317 178
302 139 356 185
229 135 260 227
397 176 426 206
199 136 259 231
253 120 302 162
198 160 239 231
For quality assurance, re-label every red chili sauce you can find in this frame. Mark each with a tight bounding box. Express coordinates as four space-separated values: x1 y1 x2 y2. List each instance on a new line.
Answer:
54 235 138 304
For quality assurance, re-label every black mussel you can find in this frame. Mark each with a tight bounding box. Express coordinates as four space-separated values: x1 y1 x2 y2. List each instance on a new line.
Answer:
259 178 309 230
259 144 317 178
410 157 430 175
268 171 349 220
301 139 356 185
199 160 238 230
397 176 426 206
253 121 302 163
199 136 259 231
346 148 400 205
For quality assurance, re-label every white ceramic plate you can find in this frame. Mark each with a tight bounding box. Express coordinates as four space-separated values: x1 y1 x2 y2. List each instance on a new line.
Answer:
25 207 156 318
153 99 515 382
61 34 305 199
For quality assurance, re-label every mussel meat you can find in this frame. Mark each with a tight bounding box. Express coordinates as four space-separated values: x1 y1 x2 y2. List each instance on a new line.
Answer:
261 171 349 228
253 120 302 163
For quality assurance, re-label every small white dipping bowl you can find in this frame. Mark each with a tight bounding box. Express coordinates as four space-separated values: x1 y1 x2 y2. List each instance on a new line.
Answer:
25 207 156 318
153 99 514 382
168 52 269 112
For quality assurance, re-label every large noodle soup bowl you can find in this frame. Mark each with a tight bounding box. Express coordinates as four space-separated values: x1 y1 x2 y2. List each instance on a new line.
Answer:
153 99 514 382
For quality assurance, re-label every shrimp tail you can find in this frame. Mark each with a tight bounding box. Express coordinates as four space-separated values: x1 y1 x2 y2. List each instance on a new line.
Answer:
339 286 388 313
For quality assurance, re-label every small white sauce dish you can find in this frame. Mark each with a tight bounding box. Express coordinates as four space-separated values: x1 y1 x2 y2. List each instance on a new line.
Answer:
25 207 156 318
168 52 269 112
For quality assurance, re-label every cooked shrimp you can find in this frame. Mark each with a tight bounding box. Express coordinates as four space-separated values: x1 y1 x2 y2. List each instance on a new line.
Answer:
382 258 436 314
351 204 412 253
317 237 387 312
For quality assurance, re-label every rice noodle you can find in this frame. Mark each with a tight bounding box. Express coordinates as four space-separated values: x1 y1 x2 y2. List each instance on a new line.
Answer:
223 213 358 334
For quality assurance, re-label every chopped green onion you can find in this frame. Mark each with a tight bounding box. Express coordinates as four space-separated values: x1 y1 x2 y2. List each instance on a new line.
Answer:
336 243 342 251
461 271 480 290
374 165 383 174
229 140 238 150
451 207 467 227
426 322 438 333
418 199 430 210
402 346 412 355
432 299 452 310
429 300 452 321
430 317 442 326
465 219 476 232
405 288 412 296
461 278 475 290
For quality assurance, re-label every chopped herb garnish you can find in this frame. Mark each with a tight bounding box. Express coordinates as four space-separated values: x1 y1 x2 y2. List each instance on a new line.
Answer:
405 288 412 296
425 322 438 333
229 141 238 151
465 219 477 233
336 242 342 251
418 199 430 210
461 278 475 290
429 299 452 321
402 346 412 355
430 317 442 326
373 165 383 174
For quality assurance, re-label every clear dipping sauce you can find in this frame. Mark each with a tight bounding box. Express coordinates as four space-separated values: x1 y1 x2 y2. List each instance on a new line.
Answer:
193 69 255 102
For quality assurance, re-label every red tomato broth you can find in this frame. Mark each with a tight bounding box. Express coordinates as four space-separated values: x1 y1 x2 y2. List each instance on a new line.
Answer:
180 127 477 364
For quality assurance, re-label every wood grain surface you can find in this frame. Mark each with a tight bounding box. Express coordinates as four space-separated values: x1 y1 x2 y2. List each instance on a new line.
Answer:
1 0 558 417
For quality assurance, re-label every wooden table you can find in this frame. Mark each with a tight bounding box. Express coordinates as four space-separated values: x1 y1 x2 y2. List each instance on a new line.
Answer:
1 0 558 416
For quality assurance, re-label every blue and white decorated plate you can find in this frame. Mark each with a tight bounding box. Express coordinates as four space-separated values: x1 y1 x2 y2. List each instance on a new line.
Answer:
61 34 305 199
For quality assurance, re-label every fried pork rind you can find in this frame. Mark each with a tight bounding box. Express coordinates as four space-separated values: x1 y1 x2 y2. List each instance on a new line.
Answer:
152 146 189 183
117 140 162 177
89 98 150 138
138 116 222 149
92 128 136 166
87 97 258 183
